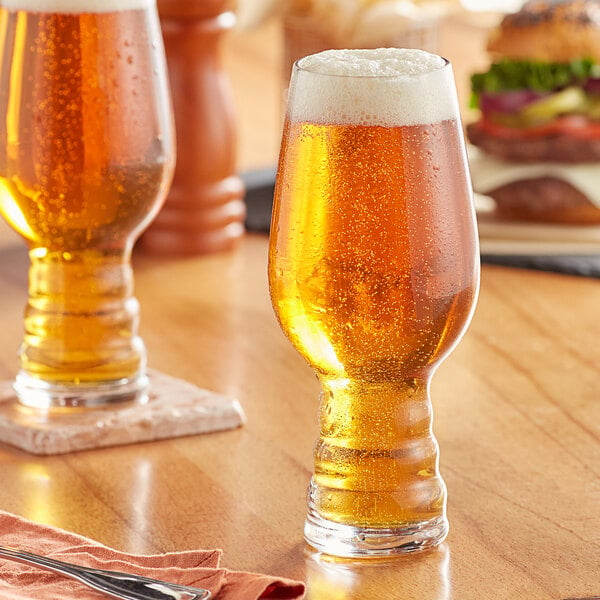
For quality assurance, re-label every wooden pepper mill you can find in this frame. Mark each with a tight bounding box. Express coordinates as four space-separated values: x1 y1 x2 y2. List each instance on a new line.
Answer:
141 0 246 255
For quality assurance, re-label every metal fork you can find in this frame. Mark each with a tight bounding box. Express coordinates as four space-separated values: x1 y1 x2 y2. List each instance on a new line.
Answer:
0 545 211 600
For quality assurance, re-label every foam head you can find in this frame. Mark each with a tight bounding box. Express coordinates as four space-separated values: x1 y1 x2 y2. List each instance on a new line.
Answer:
0 0 154 12
288 48 459 127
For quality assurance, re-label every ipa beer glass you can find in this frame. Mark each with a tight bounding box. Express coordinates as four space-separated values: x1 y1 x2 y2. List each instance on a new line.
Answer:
269 48 479 557
0 0 175 408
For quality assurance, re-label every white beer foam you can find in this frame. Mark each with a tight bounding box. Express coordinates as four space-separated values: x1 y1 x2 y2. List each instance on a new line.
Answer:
1 0 153 12
290 48 459 126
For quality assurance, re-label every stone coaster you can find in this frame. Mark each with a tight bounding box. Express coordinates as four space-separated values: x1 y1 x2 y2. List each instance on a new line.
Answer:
0 370 245 455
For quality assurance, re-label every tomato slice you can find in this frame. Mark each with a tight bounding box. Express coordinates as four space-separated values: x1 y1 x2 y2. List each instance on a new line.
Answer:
476 114 600 140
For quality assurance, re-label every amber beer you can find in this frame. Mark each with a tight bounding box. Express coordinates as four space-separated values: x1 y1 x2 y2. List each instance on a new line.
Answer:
0 0 174 407
269 49 479 556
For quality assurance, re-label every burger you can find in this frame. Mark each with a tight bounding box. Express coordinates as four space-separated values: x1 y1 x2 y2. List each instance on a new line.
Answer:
467 0 600 224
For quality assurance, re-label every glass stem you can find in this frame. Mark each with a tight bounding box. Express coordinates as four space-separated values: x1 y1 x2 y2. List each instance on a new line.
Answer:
15 248 147 408
307 374 447 536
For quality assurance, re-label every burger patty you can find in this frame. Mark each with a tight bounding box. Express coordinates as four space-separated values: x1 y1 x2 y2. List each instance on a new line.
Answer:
466 121 600 163
487 177 600 224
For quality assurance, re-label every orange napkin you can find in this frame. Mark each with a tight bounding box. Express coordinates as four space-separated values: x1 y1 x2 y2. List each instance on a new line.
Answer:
0 511 305 599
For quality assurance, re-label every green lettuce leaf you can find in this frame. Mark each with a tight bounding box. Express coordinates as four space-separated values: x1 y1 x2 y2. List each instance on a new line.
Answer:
470 58 600 108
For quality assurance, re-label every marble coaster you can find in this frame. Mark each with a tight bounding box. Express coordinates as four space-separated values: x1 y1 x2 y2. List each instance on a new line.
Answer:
0 370 245 455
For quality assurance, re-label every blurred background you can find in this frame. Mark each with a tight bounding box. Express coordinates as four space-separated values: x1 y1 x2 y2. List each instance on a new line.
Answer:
228 0 527 174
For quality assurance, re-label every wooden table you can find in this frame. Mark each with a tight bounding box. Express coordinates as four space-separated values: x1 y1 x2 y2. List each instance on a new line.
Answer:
0 15 599 600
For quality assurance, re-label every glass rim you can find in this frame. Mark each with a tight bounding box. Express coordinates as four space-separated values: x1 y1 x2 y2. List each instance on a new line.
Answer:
293 51 451 80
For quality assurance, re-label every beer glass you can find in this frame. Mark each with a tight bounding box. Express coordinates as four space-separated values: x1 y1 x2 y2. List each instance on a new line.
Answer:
269 48 479 557
0 0 175 408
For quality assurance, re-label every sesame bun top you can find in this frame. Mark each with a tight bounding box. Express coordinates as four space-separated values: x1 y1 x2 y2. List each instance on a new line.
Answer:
487 0 600 62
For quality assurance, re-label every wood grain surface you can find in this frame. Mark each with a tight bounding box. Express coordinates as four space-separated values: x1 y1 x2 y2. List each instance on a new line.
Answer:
0 14 598 600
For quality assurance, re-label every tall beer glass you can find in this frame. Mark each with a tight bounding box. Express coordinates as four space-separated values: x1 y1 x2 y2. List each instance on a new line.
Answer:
269 48 479 557
0 0 174 408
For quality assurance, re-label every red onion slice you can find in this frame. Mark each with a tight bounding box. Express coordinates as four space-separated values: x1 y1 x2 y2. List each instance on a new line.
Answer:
480 90 547 114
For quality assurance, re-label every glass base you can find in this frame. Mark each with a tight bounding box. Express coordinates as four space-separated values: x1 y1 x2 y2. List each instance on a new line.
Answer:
14 371 150 410
304 508 448 558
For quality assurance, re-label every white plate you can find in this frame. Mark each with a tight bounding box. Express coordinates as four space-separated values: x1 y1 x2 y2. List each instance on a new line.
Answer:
474 194 600 255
